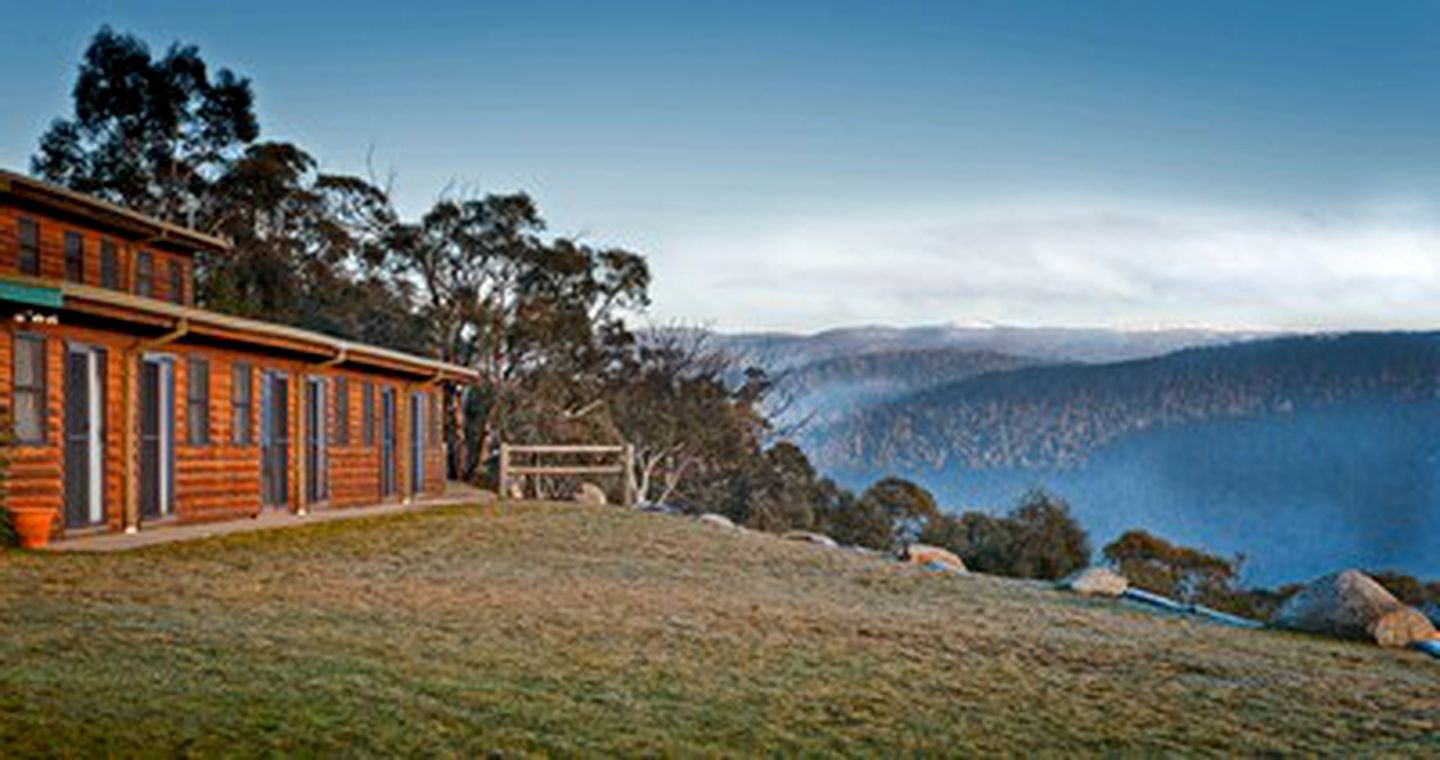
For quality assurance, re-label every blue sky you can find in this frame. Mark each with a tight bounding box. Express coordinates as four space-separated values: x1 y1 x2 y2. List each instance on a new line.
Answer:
4 1 1440 331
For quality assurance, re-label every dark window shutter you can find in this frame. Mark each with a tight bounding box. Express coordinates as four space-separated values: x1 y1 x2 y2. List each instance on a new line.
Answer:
101 240 120 289
18 218 40 276
65 231 85 283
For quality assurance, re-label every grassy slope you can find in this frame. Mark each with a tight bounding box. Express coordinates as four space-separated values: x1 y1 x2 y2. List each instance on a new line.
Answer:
0 503 1435 755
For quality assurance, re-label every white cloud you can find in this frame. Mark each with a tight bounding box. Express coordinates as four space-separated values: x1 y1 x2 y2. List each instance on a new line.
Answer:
648 198 1440 332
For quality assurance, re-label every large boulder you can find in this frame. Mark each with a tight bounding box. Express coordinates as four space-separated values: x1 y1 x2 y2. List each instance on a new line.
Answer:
904 544 967 573
1061 567 1129 598
573 482 608 506
1271 570 1438 648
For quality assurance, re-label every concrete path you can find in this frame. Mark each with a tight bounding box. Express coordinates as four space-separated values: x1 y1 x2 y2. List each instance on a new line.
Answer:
47 485 493 553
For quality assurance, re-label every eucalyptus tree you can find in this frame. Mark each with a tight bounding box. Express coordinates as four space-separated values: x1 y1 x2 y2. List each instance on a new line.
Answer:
32 25 258 225
382 195 651 480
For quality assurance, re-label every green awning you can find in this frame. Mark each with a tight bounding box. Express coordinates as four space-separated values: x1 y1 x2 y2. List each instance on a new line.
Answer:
0 281 63 309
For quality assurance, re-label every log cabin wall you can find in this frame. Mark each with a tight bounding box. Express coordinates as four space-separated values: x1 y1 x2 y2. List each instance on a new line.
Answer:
1 320 448 539
0 205 194 305
0 172 466 542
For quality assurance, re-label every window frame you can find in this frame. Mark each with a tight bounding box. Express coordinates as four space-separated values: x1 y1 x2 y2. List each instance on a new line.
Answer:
169 259 186 305
334 377 350 446
362 382 376 447
187 356 211 445
64 230 85 283
136 251 154 297
101 239 121 289
18 217 40 276
231 362 253 445
12 333 47 444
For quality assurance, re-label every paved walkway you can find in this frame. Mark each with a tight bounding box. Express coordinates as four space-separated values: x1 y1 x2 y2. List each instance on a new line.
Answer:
47 486 493 553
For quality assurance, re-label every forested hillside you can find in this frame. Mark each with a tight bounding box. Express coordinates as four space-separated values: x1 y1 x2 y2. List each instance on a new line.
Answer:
778 347 1035 423
812 333 1440 472
798 333 1440 583
715 323 1271 369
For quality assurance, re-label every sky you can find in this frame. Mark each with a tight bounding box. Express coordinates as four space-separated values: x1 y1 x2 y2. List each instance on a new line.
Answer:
3 1 1440 332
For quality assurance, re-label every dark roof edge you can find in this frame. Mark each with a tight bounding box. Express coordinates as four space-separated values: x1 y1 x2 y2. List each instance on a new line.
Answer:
0 169 231 255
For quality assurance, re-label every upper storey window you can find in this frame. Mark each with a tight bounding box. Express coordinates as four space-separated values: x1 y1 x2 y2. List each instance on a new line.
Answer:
169 259 186 305
64 231 85 283
18 218 40 276
136 251 154 297
101 240 120 289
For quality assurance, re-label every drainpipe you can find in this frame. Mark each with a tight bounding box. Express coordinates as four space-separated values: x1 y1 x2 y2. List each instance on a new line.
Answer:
122 318 189 533
317 346 347 369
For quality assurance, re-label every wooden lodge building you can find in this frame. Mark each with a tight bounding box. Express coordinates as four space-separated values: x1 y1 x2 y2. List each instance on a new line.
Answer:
0 169 477 541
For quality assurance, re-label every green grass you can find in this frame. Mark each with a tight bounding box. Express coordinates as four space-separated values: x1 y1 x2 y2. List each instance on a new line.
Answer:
0 502 1436 755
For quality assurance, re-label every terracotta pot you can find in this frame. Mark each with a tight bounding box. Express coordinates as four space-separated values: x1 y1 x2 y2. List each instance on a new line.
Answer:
9 507 57 549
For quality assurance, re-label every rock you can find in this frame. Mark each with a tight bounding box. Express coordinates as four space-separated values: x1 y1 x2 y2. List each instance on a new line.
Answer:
1061 567 1129 598
1271 569 1439 648
1370 607 1440 649
573 482 608 506
904 544 967 573
698 513 737 530
783 530 839 548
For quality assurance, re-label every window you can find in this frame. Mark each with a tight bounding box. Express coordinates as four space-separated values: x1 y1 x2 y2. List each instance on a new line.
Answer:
231 362 252 445
188 357 210 445
13 335 46 443
335 377 350 445
18 218 39 276
362 382 375 446
101 240 120 289
136 252 154 297
169 260 186 305
65 231 84 283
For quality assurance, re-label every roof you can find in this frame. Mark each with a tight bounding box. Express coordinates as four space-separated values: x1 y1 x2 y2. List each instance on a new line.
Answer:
0 169 231 256
0 273 477 382
63 280 478 382
0 169 475 382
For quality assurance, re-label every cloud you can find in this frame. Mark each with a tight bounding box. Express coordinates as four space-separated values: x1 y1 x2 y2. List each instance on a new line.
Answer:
650 198 1440 331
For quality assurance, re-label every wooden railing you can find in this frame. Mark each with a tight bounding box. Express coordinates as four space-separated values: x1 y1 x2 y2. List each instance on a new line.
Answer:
498 443 636 507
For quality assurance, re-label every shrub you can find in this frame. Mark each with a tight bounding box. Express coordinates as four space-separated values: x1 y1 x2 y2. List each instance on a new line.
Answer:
1099 529 1279 616
820 476 941 551
920 489 1090 580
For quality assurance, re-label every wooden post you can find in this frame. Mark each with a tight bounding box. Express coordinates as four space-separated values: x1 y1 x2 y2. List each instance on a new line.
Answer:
498 442 511 503
622 443 636 508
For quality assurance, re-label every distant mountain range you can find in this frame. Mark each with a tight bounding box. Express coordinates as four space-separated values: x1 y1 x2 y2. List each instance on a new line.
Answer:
712 323 1277 368
719 326 1440 585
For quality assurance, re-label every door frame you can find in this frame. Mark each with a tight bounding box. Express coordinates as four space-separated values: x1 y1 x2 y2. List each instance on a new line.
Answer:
63 343 106 529
409 390 426 498
260 370 291 509
380 387 397 500
304 375 328 507
138 353 175 522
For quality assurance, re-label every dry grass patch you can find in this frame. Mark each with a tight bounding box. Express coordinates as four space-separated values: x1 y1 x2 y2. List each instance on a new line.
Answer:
0 502 1436 754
